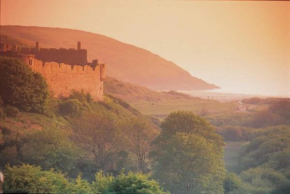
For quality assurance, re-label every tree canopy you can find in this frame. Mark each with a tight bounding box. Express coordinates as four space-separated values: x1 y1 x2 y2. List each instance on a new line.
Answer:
152 111 225 194
0 57 49 113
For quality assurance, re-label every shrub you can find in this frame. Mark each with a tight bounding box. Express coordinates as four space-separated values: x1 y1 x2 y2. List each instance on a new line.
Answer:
240 167 287 191
0 57 49 113
20 128 79 174
0 108 5 119
92 171 169 194
224 173 243 194
218 126 252 141
4 165 168 194
3 164 71 193
271 182 290 194
0 96 3 106
269 99 290 120
242 98 264 104
4 106 19 117
70 89 93 104
59 99 83 117
110 172 169 194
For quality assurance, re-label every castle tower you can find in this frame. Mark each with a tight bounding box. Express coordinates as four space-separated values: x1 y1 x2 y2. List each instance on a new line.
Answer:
20 54 35 66
36 42 40 51
77 42 81 50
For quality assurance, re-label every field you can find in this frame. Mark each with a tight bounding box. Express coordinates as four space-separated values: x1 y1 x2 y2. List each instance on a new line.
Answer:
104 77 238 119
130 99 237 119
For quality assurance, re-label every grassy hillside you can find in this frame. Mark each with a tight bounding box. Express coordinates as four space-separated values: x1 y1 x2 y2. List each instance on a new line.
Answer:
0 95 157 134
104 77 194 101
2 25 217 91
104 77 237 119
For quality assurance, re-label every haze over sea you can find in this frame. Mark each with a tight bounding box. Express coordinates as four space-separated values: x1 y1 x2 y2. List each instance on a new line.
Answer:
178 88 290 102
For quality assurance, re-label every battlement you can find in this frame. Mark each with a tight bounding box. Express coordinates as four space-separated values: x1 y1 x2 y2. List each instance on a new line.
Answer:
19 42 88 65
0 43 18 52
0 42 106 101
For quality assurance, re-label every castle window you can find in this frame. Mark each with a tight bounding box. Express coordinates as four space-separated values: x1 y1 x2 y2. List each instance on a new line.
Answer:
29 59 33 65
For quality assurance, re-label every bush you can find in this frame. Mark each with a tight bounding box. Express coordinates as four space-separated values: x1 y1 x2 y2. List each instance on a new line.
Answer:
110 172 169 194
269 99 290 120
4 106 19 117
20 128 79 174
3 164 71 193
0 57 49 113
242 98 264 104
59 99 83 117
3 165 168 194
70 89 93 104
0 96 3 106
240 167 287 191
0 108 5 119
218 126 252 141
239 126 290 171
271 182 290 194
224 173 243 194
92 171 169 194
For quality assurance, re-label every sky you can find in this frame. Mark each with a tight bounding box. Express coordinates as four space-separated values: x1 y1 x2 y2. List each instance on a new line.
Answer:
2 0 290 96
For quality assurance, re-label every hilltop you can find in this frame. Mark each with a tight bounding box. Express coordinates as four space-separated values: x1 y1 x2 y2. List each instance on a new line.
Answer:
1 25 218 91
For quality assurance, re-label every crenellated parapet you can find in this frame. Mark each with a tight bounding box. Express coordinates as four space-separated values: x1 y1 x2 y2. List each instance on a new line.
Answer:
19 42 88 65
0 41 106 101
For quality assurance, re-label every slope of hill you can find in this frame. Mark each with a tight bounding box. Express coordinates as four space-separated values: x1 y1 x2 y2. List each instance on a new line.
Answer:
104 77 194 101
2 25 218 91
104 77 237 118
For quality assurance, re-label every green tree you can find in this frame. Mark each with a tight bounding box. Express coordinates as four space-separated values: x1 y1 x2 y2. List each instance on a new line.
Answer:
69 175 94 194
123 118 158 172
0 125 26 167
240 167 288 193
159 111 224 147
154 133 225 194
91 171 169 194
3 164 71 193
152 111 225 194
109 172 169 194
91 171 114 193
269 99 290 120
20 128 79 175
239 126 290 172
0 57 49 113
71 112 122 173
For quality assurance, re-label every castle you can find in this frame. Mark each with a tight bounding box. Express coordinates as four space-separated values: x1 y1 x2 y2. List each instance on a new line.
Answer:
0 42 106 101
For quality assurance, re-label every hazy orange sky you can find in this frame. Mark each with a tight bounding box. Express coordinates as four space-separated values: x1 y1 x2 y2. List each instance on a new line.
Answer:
2 0 290 96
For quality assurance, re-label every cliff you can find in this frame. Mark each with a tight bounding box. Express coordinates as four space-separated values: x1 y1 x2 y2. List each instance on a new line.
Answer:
1 25 218 91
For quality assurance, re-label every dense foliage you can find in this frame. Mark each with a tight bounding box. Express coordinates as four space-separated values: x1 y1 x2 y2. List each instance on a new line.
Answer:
106 172 169 194
152 111 225 194
4 164 168 194
239 126 290 176
223 126 290 194
0 57 49 113
210 99 290 142
1 60 289 194
4 164 71 193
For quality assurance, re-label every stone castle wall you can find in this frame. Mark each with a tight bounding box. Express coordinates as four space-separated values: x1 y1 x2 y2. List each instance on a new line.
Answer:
0 42 106 101
28 58 105 101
